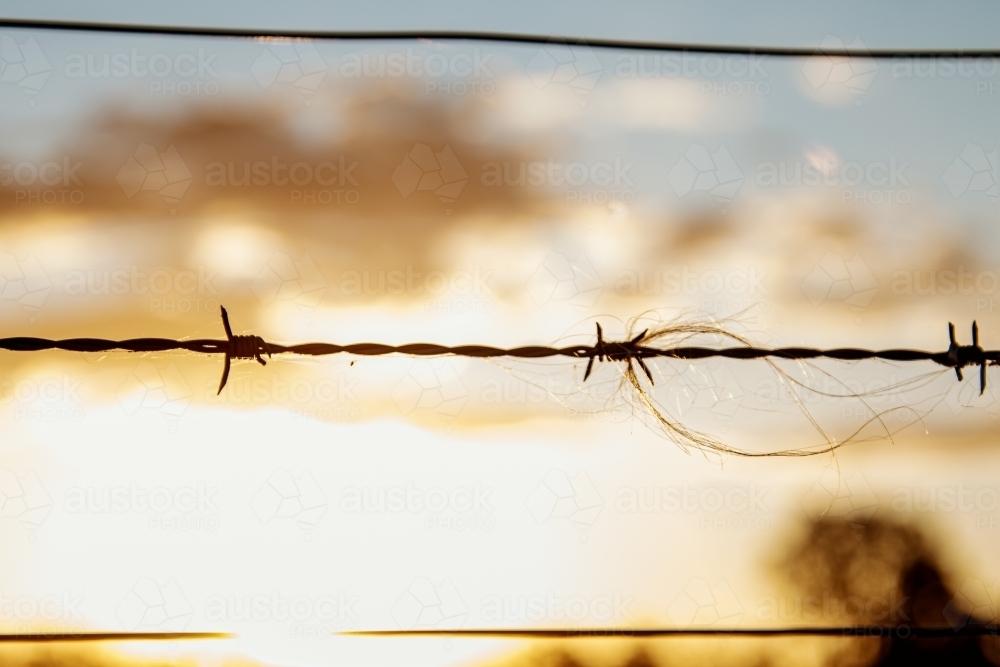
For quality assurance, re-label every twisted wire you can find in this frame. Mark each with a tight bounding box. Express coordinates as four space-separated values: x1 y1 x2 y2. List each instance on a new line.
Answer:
0 336 986 363
0 308 994 395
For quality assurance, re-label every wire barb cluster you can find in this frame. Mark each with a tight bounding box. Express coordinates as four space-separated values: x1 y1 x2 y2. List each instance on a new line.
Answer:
584 323 653 383
218 307 271 394
947 321 990 394
0 308 996 398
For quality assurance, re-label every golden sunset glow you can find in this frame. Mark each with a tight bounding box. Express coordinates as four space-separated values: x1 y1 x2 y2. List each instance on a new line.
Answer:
3 20 1000 667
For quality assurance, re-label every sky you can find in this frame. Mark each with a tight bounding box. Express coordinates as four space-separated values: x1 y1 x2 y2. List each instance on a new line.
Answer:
1 5 1000 667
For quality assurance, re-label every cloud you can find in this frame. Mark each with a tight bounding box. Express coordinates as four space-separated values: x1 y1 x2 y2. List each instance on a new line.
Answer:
0 84 554 238
486 76 753 134
590 78 753 132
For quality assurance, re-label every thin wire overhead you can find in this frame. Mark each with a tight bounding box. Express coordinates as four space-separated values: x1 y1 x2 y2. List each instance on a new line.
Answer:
1 18 999 57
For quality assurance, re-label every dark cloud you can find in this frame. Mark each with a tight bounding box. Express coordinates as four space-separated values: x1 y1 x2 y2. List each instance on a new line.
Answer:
0 83 566 270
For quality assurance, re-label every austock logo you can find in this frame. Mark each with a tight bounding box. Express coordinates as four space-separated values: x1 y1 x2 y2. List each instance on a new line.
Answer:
755 591 908 624
64 49 217 77
392 577 467 629
616 482 770 531
667 144 744 213
0 252 52 319
0 468 51 532
480 590 634 623
890 484 998 517
251 469 328 535
203 590 360 633
944 373 998 419
338 47 495 96
615 51 770 97
1 591 84 626
481 156 635 206
64 47 219 96
392 360 469 423
1 373 86 423
755 153 911 205
339 482 495 533
801 252 879 309
115 360 192 427
527 42 603 103
339 483 493 515
205 157 360 205
63 482 221 531
116 143 193 213
527 251 602 309
2 157 85 205
64 264 220 315
0 34 52 104
116 578 192 631
211 374 358 408
943 144 997 204
526 469 603 534
251 252 328 312
891 56 1000 96
800 36 878 106
667 578 743 628
337 265 493 299
801 465 879 524
251 43 327 95
668 363 746 421
392 143 468 214
944 578 998 630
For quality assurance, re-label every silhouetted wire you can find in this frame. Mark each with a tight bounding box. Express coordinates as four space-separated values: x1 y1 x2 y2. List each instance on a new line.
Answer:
0 308 992 457
1 18 1000 57
4 627 996 642
0 631 232 643
345 626 999 638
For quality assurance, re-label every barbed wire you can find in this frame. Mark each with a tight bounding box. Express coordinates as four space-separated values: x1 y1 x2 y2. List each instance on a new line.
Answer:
1 307 993 393
1 307 992 455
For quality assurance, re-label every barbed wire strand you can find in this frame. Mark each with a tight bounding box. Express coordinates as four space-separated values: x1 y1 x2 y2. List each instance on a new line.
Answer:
0 307 993 457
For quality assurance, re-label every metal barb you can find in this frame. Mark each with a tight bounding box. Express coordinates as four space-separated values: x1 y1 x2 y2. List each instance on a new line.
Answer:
217 306 271 394
582 323 653 384
946 321 988 395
